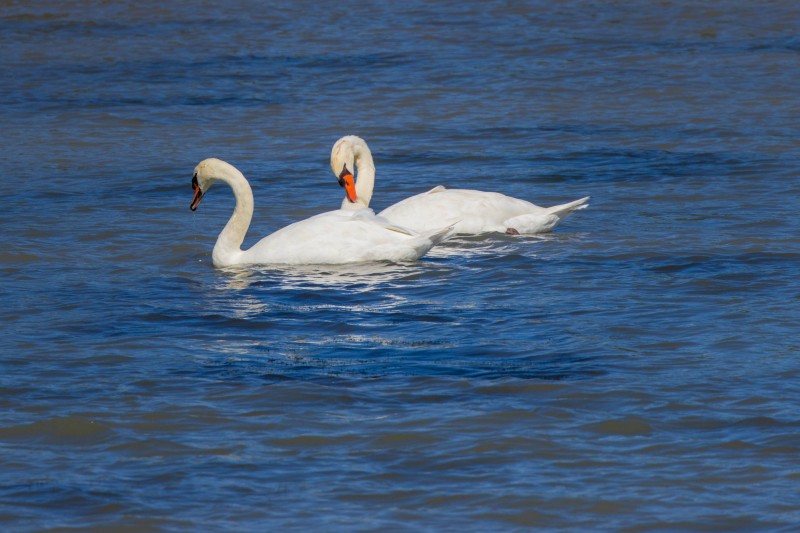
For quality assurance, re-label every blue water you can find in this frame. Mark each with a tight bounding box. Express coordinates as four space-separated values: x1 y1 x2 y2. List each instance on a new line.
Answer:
2 1 800 530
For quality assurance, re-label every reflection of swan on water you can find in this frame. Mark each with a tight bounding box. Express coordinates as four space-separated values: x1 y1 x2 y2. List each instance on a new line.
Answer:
330 135 590 235
216 260 430 292
190 158 453 267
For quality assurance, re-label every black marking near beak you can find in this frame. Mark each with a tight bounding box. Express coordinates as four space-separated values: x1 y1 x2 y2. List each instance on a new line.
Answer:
190 174 204 211
337 165 351 187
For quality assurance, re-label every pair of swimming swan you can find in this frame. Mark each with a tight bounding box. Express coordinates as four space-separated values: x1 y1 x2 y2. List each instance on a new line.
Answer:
190 136 590 267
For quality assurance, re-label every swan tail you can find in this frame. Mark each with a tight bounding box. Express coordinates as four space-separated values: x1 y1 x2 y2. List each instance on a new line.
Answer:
399 224 455 260
503 198 589 234
545 196 590 219
422 223 457 246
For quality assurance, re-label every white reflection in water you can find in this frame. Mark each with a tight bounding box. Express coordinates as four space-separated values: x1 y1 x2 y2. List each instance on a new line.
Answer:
207 234 547 296
215 260 427 292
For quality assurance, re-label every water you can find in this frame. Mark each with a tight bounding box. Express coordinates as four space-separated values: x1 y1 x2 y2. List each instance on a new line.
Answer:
2 1 800 530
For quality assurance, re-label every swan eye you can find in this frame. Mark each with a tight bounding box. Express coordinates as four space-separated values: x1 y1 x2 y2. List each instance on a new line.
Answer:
192 175 199 188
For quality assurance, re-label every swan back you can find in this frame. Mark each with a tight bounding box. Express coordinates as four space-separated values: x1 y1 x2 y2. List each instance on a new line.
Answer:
241 209 443 265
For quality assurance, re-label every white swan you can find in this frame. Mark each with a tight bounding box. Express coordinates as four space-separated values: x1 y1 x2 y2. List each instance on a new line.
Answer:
330 135 590 235
189 158 452 267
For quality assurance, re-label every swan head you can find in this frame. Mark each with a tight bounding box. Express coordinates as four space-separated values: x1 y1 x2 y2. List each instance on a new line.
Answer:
330 136 362 205
190 157 235 211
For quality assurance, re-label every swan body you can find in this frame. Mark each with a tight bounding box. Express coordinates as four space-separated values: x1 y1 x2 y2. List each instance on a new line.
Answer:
381 187 590 235
330 135 590 235
190 158 451 267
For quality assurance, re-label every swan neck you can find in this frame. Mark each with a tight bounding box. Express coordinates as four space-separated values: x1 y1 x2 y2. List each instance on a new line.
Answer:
342 140 375 209
212 168 254 267
356 160 375 208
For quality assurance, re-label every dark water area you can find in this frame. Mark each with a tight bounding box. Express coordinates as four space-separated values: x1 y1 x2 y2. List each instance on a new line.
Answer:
2 1 799 530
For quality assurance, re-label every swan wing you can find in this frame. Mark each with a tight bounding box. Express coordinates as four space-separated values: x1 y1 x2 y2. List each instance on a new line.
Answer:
350 208 420 236
379 189 534 234
380 189 589 235
240 209 440 265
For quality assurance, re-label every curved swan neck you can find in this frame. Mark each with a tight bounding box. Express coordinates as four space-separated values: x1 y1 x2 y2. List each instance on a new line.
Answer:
212 166 254 267
342 139 375 210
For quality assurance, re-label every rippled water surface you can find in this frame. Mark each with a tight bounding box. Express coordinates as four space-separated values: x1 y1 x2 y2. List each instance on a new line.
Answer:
2 1 800 530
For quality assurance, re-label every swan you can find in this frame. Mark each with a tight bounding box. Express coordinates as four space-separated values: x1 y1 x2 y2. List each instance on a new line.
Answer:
330 135 590 235
189 158 452 267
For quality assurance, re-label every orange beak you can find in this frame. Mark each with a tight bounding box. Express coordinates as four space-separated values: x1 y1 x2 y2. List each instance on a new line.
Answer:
342 173 357 203
190 180 204 211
